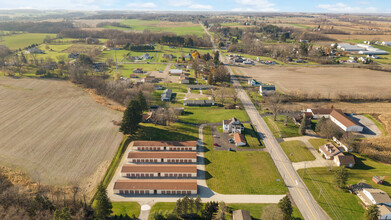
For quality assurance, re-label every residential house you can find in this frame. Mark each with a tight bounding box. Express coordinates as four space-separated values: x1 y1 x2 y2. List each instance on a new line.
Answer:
141 54 152 60
154 84 163 90
169 69 183 75
183 100 215 106
319 142 344 160
121 164 197 178
68 53 79 59
184 53 192 59
362 188 391 206
379 205 391 220
128 152 197 163
306 108 333 119
248 79 261 86
143 76 158 83
25 47 44 54
259 84 276 96
114 179 197 195
330 109 363 132
223 117 244 134
133 68 144 74
334 154 355 168
92 63 106 72
187 85 213 90
179 74 190 84
161 89 172 102
232 210 251 220
162 54 174 60
382 41 391 46
234 133 246 147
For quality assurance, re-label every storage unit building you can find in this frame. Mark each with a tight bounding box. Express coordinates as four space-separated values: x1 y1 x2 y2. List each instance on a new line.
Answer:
128 152 197 163
132 141 197 151
114 179 197 195
121 164 197 178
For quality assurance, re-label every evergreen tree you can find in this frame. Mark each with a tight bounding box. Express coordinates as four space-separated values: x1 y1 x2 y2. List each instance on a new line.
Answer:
195 196 202 213
364 205 380 220
207 73 214 85
182 196 189 214
189 197 195 213
334 166 348 188
137 90 148 111
299 115 307 135
278 195 293 220
54 207 71 220
213 51 220 65
120 100 142 135
20 52 27 64
174 199 183 216
94 184 113 219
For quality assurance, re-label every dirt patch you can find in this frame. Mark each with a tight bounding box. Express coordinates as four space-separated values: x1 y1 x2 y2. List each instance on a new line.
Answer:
236 66 391 99
73 19 124 28
0 78 123 194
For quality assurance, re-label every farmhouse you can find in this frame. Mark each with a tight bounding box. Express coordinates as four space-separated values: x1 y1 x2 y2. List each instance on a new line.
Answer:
143 76 158 83
223 117 244 134
259 84 275 96
232 210 251 220
170 69 183 75
306 108 333 119
121 164 197 178
114 179 197 195
234 133 247 146
133 68 144 73
131 141 197 151
141 53 152 60
319 142 344 160
187 85 213 90
183 100 215 106
248 79 261 86
330 109 363 132
128 152 197 163
161 89 172 101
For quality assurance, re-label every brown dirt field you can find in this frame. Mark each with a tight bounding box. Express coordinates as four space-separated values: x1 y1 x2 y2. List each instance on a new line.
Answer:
156 21 199 28
0 78 123 192
327 34 391 41
236 66 391 99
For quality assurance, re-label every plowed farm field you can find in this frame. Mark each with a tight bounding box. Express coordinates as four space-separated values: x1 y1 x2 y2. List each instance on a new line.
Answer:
0 78 123 190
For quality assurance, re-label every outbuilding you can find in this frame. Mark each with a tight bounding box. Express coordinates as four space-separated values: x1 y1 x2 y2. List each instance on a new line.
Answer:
330 110 363 132
131 141 197 151
114 179 197 195
121 164 197 178
128 152 197 163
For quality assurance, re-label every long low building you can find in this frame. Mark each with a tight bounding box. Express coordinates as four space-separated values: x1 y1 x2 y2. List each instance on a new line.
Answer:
131 141 197 151
114 179 197 195
121 164 197 178
128 152 197 163
330 109 364 132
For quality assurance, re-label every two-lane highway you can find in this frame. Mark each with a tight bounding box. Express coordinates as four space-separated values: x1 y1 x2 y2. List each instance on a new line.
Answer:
202 24 330 220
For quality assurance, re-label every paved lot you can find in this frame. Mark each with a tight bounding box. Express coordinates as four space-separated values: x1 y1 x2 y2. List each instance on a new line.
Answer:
348 114 382 138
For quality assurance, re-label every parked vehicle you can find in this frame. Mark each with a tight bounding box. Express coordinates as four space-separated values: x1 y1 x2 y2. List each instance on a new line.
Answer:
213 143 220 147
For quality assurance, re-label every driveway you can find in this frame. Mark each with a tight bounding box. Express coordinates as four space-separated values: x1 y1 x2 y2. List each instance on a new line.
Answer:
347 114 382 138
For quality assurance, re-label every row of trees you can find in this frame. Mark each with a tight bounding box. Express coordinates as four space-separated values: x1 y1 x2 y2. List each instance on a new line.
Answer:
120 91 148 135
125 44 155 51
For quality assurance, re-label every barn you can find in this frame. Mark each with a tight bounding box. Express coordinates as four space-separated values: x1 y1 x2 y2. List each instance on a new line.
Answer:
330 110 364 132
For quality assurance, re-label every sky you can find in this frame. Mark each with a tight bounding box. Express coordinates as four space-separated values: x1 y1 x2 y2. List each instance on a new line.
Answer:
0 0 390 13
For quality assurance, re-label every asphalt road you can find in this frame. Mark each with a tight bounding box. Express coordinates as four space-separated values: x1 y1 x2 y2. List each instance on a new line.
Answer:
201 24 330 220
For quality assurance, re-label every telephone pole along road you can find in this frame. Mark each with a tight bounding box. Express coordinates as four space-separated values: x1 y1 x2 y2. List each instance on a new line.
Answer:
202 24 330 220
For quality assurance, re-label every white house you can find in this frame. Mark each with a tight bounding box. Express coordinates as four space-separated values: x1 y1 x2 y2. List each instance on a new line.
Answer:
223 118 244 133
334 155 355 168
362 188 391 206
114 179 197 195
170 69 183 75
330 110 363 132
379 205 391 220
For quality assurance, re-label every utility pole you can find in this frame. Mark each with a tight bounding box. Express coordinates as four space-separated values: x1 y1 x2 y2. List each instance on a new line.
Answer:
113 39 118 72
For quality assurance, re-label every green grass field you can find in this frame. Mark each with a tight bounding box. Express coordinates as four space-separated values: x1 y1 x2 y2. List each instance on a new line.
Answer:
203 126 287 194
242 123 264 149
106 19 206 37
264 115 301 138
308 138 329 151
0 33 56 50
280 140 315 162
111 202 141 218
180 106 250 124
149 202 303 220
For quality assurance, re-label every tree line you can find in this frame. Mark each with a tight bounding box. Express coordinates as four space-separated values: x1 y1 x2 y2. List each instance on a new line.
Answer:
0 21 74 33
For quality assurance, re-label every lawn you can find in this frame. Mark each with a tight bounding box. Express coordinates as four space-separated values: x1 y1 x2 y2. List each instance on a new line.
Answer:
226 203 303 220
264 115 301 138
118 63 167 78
0 33 57 50
111 202 141 218
280 140 315 162
241 123 264 149
179 106 250 124
297 167 365 220
149 202 303 220
138 123 199 141
203 126 287 194
149 202 177 219
308 138 329 151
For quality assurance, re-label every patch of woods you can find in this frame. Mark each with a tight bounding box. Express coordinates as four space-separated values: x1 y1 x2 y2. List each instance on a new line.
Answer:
96 22 131 29
151 195 295 220
0 21 74 33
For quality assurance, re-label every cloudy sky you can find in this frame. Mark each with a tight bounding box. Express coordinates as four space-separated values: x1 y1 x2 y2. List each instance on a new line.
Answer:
0 0 390 13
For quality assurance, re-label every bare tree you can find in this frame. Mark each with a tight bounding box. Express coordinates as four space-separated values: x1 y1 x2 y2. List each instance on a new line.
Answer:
264 94 285 121
217 88 227 105
210 88 216 102
232 90 238 104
